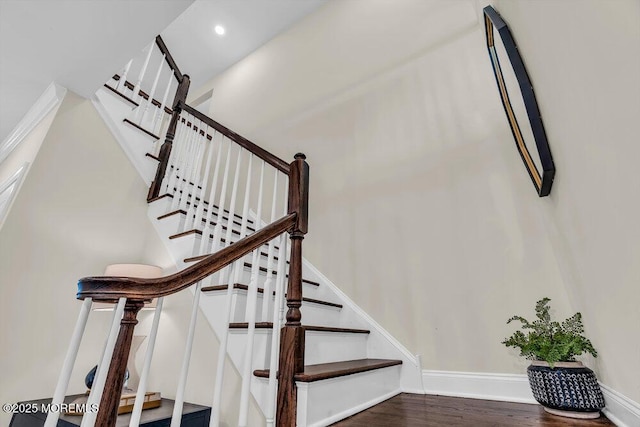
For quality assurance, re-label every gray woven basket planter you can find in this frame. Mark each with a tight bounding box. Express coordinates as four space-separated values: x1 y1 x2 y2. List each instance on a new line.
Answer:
527 361 605 419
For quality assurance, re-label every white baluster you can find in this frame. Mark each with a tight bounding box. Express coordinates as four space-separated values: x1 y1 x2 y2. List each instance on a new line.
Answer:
163 115 187 196
182 121 203 213
206 140 232 259
116 60 133 93
200 135 227 255
185 121 207 230
171 118 198 212
44 298 93 427
129 297 164 427
238 160 265 427
170 283 202 427
136 54 165 127
193 128 215 234
231 153 254 285
218 146 243 253
80 297 127 427
210 148 244 426
222 147 244 274
209 262 237 427
261 171 279 321
132 43 154 105
265 233 289 427
152 72 174 136
193 130 218 234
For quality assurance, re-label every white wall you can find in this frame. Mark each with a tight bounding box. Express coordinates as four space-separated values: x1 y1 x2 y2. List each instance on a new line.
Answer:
0 92 262 426
0 92 167 425
193 0 640 404
493 0 640 404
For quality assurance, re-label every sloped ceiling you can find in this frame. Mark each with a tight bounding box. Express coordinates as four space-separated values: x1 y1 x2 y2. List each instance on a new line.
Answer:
0 0 193 143
160 0 327 93
0 0 327 146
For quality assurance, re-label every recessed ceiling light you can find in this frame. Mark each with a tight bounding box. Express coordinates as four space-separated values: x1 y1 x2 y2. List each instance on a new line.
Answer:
214 25 225 36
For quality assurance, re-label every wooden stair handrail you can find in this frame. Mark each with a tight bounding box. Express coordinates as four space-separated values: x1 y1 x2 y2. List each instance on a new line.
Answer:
77 213 296 302
155 35 183 82
180 102 291 174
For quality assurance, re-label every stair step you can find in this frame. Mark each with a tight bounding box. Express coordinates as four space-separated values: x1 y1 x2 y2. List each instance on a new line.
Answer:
169 227 247 240
109 75 173 114
240 262 318 286
103 82 140 107
183 256 315 286
186 247 281 263
229 323 369 334
158 209 256 232
201 283 341 308
253 358 402 382
123 118 160 140
145 152 160 162
148 193 173 203
147 192 252 224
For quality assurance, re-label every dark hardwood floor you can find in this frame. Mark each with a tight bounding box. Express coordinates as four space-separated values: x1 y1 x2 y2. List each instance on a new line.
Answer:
331 394 615 426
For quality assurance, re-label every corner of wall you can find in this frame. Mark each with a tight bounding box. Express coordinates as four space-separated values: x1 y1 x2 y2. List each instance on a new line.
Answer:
0 82 66 165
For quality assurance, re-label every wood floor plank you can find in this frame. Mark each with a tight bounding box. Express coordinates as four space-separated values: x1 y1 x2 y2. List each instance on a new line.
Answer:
331 394 615 426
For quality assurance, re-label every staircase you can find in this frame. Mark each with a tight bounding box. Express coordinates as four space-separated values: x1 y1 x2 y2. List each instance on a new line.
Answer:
49 36 422 427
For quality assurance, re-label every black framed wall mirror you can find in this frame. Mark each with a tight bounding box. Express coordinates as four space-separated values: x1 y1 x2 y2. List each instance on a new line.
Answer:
483 6 555 197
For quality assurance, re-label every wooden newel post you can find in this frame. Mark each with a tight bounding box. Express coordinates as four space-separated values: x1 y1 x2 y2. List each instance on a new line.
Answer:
95 300 145 427
277 153 309 426
147 75 191 201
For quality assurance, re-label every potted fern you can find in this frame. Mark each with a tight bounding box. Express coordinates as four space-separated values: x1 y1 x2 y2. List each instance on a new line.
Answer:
502 298 605 419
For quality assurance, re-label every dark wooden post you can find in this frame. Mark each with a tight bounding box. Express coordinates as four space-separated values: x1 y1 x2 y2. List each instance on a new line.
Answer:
95 300 145 427
276 153 309 426
147 75 191 201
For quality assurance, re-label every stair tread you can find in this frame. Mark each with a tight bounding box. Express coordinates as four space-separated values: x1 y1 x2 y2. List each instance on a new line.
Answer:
109 75 173 114
185 248 279 263
229 322 368 334
169 227 248 239
200 284 342 308
148 193 173 203
185 249 284 264
103 82 140 107
182 256 320 286
182 256 315 286
145 152 161 162
254 358 402 382
182 247 278 264
158 209 255 232
123 118 160 140
146 192 253 224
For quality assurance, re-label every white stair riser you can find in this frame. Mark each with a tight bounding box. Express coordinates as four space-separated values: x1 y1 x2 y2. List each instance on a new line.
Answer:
156 210 246 238
203 288 341 324
302 331 368 365
297 365 402 427
147 197 172 223
164 231 284 265
227 329 368 370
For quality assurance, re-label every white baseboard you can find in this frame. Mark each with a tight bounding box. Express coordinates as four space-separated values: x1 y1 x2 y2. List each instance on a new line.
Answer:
600 384 640 427
0 82 66 164
306 388 401 427
422 370 640 426
422 370 535 404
